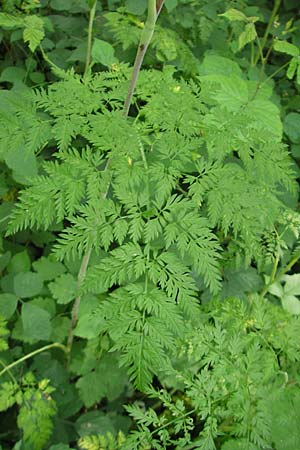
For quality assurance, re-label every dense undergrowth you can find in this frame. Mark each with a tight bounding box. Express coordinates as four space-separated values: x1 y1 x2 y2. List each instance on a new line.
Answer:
0 0 300 449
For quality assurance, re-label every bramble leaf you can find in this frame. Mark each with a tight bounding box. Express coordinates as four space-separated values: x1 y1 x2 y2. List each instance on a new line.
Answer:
22 303 52 341
13 272 44 298
92 39 118 67
48 273 77 304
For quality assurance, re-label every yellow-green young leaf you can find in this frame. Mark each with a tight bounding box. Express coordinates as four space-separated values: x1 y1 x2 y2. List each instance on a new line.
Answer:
23 15 45 52
21 0 41 12
287 57 298 80
273 40 299 57
0 12 24 28
18 387 57 450
0 382 19 412
78 432 126 450
238 23 257 50
219 8 248 22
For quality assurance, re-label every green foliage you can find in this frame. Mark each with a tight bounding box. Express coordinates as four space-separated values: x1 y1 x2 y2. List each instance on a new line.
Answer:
21 302 52 341
0 89 51 183
122 297 300 449
6 54 295 387
1 0 300 449
269 387 300 450
0 374 56 450
220 8 259 51
268 274 300 314
49 273 77 304
274 40 300 84
13 271 44 298
17 376 57 450
92 38 118 67
0 316 9 351
284 112 300 143
75 354 128 407
0 381 18 412
78 431 126 449
32 255 66 281
0 11 45 52
0 293 18 319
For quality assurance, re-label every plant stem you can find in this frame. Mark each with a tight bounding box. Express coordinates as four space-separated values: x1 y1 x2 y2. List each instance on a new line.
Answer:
252 43 285 101
260 254 300 299
39 45 66 78
85 0 97 75
66 247 92 356
277 254 300 280
270 254 280 283
250 41 255 66
259 254 280 300
150 407 197 437
156 0 165 15
255 34 265 67
66 0 164 360
138 137 148 170
262 60 290 84
123 0 165 117
0 359 17 384
66 161 112 359
264 41 274 66
254 0 281 66
0 343 68 378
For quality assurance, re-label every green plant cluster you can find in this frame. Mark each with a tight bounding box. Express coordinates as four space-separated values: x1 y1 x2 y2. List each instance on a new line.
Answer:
0 0 300 449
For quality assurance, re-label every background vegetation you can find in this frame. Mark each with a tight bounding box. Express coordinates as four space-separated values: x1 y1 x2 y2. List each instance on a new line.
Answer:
0 0 300 449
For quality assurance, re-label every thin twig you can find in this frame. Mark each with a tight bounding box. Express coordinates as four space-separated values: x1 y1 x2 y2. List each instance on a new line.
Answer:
260 254 300 299
0 343 68 378
0 359 17 384
123 0 165 117
66 248 92 355
85 0 97 75
66 161 111 358
254 0 281 66
66 0 164 359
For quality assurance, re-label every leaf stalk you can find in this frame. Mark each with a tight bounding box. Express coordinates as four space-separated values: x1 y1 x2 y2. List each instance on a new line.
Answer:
123 0 165 117
85 0 97 75
254 0 281 66
0 343 68 379
66 0 164 359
